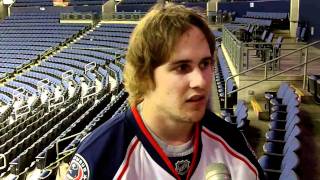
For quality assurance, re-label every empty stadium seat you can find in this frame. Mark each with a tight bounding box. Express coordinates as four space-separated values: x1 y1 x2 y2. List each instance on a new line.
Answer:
259 152 299 180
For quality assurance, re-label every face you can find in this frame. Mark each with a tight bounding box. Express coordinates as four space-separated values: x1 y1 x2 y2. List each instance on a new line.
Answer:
144 25 213 124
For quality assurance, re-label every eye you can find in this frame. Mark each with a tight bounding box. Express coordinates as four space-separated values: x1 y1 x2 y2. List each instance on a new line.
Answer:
175 63 191 73
199 59 212 70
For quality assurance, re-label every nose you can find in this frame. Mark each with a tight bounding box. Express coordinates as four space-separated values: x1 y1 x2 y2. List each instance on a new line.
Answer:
189 68 208 89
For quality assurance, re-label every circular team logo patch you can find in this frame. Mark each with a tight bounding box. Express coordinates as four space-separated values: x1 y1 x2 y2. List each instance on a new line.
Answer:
65 154 90 180
175 160 190 176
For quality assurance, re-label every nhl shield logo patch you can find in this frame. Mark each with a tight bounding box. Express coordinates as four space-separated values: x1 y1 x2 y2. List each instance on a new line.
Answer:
65 154 90 180
175 160 190 175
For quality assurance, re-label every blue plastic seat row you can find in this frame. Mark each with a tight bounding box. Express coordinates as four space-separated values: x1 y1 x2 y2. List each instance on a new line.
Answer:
215 48 237 108
0 53 37 59
0 37 66 42
0 29 81 34
0 41 59 47
116 3 154 12
83 35 129 44
89 31 132 38
222 100 249 130
13 2 53 7
47 57 89 71
0 26 85 31
41 61 84 76
69 44 125 55
1 100 81 176
63 48 115 61
0 58 30 62
55 52 107 66
121 0 156 4
62 90 127 158
0 49 42 55
0 94 12 105
0 23 62 27
260 115 301 179
0 86 19 98
109 63 123 82
245 11 288 20
0 33 73 39
35 94 115 176
76 39 128 49
6 15 58 20
69 0 106 5
296 26 307 42
25 71 62 87
1 63 24 68
7 81 38 95
3 19 58 23
94 27 133 33
15 75 40 88
97 67 109 87
234 17 272 26
32 66 65 78
99 23 136 28
0 68 15 74
259 83 301 179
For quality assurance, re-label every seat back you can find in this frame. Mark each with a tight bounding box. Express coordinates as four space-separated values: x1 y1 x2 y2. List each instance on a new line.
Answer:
285 115 301 131
279 169 299 180
235 100 245 116
281 152 299 171
266 32 274 43
283 137 301 155
300 27 306 41
277 83 290 98
261 30 268 41
296 26 301 38
285 125 301 142
274 36 284 49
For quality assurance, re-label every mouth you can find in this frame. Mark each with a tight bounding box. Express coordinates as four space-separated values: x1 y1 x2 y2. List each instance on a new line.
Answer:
186 95 206 103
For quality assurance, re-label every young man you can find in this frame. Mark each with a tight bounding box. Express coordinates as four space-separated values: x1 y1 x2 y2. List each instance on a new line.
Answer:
66 3 265 180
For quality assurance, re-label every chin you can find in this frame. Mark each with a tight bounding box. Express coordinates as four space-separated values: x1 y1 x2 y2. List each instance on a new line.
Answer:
187 109 206 123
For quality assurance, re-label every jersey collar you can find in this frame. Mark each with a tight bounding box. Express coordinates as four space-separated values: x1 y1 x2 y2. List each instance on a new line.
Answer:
129 106 202 180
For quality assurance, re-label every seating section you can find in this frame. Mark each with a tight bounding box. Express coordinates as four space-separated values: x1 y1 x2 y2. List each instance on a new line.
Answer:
221 100 249 131
215 47 237 109
234 17 272 27
36 90 128 180
231 11 289 29
259 36 284 63
69 0 107 6
296 25 307 42
0 20 136 179
0 13 88 83
0 3 314 180
216 10 237 23
13 0 53 7
116 0 156 12
244 12 288 20
259 83 301 179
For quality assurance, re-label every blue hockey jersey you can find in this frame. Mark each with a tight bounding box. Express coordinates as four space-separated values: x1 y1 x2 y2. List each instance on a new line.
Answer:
65 107 265 180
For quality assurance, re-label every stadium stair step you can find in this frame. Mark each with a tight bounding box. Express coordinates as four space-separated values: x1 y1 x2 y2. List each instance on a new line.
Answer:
290 84 313 103
250 97 269 120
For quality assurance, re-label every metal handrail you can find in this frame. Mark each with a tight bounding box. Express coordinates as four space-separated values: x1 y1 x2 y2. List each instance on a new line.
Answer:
56 132 82 160
224 40 320 108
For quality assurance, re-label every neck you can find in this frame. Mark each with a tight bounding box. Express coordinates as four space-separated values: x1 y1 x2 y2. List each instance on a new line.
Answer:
139 102 195 146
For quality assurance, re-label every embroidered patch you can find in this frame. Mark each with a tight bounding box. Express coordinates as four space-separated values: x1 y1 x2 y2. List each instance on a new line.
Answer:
175 160 190 175
65 154 90 180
